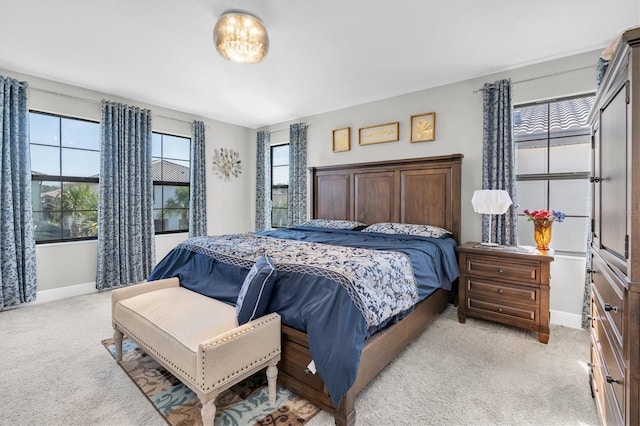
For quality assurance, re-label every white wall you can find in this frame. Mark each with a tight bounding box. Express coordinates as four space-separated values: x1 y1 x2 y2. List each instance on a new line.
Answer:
0 68 253 300
258 50 600 328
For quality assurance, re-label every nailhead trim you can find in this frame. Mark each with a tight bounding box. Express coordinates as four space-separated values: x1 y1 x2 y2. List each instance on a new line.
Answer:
115 313 281 393
201 315 281 391
115 321 197 383
201 314 279 349
203 348 281 391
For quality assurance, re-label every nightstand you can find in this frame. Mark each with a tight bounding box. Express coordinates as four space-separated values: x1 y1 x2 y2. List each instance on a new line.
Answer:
457 242 554 343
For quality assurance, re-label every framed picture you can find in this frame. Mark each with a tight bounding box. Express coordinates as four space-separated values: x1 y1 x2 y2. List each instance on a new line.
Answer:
410 112 436 142
332 127 350 152
358 122 399 145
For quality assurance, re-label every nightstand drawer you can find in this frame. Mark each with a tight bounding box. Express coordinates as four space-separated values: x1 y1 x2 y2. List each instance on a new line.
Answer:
457 242 553 344
465 255 541 284
467 297 537 324
466 278 538 306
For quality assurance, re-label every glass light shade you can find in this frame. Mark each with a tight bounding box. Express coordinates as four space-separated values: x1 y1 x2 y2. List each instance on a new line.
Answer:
471 189 513 246
213 13 269 64
471 189 513 214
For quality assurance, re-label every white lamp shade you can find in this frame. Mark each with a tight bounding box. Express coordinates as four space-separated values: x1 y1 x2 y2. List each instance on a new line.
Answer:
471 189 513 215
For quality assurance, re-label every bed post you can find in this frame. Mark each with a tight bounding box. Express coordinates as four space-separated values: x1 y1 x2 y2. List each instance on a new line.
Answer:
335 391 356 426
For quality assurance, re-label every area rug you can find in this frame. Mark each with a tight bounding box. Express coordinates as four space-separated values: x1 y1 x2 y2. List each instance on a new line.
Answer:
102 337 319 425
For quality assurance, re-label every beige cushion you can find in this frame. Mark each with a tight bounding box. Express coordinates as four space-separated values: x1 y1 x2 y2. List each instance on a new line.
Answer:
114 287 237 382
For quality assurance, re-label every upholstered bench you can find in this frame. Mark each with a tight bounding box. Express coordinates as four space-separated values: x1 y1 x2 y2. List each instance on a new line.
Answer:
111 277 281 425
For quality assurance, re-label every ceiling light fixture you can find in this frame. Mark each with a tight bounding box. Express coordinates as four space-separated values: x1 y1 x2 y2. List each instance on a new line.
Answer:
213 12 269 64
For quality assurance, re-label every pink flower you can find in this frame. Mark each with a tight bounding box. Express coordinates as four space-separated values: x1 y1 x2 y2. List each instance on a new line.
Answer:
523 209 565 223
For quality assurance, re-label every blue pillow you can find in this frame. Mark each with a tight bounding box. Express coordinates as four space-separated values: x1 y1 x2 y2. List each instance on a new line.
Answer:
236 255 277 325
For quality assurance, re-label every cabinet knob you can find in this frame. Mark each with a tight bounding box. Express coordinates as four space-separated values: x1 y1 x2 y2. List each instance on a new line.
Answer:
604 303 618 313
497 268 504 273
606 375 622 384
498 308 503 313
497 288 503 294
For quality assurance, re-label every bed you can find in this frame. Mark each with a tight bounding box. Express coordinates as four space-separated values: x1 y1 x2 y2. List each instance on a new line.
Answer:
149 154 463 425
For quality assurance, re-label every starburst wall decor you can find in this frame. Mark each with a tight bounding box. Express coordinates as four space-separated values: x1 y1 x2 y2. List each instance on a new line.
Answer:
212 148 242 181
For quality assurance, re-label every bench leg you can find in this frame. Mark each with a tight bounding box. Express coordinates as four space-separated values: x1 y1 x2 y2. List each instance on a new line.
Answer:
266 361 278 406
200 395 217 425
113 328 124 362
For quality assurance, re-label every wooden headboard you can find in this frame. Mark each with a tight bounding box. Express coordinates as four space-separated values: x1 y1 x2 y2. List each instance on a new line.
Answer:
309 154 463 242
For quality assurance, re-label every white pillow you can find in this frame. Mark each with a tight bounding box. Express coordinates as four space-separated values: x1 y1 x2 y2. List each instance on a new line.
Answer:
362 222 451 238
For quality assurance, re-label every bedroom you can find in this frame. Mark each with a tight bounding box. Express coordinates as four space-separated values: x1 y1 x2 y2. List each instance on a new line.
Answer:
1 1 639 425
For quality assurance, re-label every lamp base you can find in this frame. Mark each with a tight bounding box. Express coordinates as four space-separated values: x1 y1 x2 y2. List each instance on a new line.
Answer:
479 242 500 247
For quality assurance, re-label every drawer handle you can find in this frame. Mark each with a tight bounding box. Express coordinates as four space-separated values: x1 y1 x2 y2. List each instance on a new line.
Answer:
606 375 622 385
604 303 618 313
497 288 503 294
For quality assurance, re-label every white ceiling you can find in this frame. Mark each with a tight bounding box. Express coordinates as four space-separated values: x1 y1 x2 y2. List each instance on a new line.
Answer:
0 0 638 129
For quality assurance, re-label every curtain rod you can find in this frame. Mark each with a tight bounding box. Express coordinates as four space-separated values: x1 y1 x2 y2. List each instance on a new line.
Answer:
29 86 201 125
472 65 596 93
265 122 311 134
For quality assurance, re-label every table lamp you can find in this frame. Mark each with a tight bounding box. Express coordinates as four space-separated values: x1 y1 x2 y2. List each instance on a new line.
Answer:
471 189 513 246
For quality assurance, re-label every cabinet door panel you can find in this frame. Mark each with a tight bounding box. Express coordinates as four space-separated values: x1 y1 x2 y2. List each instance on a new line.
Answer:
599 85 627 260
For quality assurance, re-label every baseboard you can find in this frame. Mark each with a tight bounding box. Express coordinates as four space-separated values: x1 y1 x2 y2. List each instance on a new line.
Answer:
550 309 584 329
34 282 97 304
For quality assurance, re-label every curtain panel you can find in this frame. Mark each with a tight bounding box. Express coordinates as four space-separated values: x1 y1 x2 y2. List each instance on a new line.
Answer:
481 79 517 246
189 120 207 237
0 76 37 309
96 100 155 290
288 123 307 227
255 130 271 230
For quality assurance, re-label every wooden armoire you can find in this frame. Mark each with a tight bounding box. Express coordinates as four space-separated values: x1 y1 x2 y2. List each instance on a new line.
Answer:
588 26 639 426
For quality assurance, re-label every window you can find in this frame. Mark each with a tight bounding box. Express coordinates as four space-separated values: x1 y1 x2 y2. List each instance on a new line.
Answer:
30 111 100 243
514 94 595 255
271 144 289 228
152 132 191 233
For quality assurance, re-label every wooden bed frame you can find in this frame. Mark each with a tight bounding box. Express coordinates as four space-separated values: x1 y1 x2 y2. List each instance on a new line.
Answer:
278 154 463 425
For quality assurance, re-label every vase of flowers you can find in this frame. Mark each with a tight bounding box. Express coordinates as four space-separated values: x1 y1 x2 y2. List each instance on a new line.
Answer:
523 209 565 250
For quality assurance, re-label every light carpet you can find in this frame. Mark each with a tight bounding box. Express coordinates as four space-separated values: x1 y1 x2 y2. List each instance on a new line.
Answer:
0 290 599 425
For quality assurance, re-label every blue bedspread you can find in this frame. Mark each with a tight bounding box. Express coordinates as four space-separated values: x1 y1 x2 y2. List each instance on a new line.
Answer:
147 228 458 406
259 227 459 299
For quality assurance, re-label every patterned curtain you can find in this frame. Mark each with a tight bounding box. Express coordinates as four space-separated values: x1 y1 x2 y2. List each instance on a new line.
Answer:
96 100 155 290
0 76 37 309
255 130 271 230
482 79 517 245
189 120 207 237
288 123 308 226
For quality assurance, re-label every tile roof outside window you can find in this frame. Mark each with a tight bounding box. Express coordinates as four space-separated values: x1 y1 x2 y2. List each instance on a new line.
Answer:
152 159 190 183
514 96 594 142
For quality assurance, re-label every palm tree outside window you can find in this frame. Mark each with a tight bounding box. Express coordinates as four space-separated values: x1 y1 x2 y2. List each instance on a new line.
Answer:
29 111 100 243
